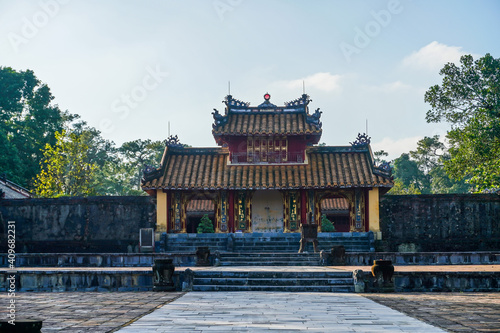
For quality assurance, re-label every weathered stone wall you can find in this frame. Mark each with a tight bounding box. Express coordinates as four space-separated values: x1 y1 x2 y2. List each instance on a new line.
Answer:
1 194 499 253
380 194 500 251
0 196 155 253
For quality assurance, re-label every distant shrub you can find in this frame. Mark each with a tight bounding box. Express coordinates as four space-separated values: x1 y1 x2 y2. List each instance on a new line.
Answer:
197 214 215 233
320 214 335 232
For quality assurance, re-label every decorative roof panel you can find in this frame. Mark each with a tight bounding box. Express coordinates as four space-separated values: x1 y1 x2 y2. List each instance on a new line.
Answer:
213 113 322 136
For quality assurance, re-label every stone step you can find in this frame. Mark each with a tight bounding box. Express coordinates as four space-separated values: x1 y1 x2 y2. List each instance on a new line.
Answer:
191 270 355 292
220 253 320 257
219 261 321 266
220 258 320 263
192 285 355 292
192 271 351 278
163 232 375 253
193 278 353 286
220 255 319 260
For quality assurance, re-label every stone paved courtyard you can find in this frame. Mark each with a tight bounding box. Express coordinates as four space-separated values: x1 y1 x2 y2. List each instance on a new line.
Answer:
1 292 499 332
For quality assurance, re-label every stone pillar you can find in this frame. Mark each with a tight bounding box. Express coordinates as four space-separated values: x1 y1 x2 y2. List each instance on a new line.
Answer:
156 190 168 233
228 190 235 232
300 189 307 226
368 188 381 239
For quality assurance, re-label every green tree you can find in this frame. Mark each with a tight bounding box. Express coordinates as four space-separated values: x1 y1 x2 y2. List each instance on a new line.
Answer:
197 214 215 233
0 67 74 187
34 130 97 197
409 136 471 194
119 139 165 191
388 179 422 195
93 158 145 196
425 53 500 191
409 135 444 174
320 214 335 232
391 153 430 193
373 150 389 165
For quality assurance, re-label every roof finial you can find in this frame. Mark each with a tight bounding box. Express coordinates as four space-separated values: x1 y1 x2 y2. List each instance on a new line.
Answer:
303 80 305 94
228 81 231 95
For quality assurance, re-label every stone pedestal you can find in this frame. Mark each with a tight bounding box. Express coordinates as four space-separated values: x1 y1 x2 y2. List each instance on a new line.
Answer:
196 246 211 266
331 245 346 265
152 259 175 291
371 259 395 292
298 224 318 253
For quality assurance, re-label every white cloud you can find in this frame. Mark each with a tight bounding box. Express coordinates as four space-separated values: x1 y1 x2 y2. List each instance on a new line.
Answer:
277 72 343 92
401 41 477 71
371 136 423 160
365 80 412 92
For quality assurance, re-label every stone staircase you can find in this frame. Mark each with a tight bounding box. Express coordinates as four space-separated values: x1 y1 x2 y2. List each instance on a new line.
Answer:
191 270 355 292
164 232 374 253
218 253 321 266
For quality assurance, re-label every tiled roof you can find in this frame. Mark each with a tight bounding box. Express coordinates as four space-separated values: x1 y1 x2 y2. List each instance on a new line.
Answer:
0 178 31 199
212 113 322 137
186 200 214 212
321 198 349 211
142 146 393 191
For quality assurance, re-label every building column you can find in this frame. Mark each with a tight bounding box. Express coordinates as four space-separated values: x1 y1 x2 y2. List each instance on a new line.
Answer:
156 190 168 233
228 190 235 233
368 188 382 240
300 189 307 226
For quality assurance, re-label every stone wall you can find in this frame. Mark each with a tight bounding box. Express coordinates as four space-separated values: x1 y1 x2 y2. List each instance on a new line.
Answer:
1 194 499 253
379 194 500 251
0 196 155 253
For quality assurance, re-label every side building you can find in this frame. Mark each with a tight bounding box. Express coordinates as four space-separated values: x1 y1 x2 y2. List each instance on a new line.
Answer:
142 93 393 240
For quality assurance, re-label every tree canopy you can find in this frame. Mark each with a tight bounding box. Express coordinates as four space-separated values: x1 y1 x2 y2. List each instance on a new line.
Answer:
425 53 500 191
0 67 74 187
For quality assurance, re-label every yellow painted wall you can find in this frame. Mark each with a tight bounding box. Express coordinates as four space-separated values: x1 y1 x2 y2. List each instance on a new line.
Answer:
368 188 382 239
156 190 167 233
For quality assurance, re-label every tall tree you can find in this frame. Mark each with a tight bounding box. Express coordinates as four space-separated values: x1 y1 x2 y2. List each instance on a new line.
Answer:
425 53 500 191
390 153 430 194
119 139 165 191
0 67 74 187
34 130 97 197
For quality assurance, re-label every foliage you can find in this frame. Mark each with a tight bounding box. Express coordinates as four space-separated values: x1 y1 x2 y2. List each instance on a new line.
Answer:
34 130 97 197
0 67 75 188
1 66 169 196
118 139 165 191
390 153 429 193
320 214 335 232
373 150 389 165
388 136 472 195
197 214 215 233
425 53 500 191
388 179 422 195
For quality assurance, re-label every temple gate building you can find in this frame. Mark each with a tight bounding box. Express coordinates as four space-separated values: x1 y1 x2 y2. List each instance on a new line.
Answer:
142 93 393 240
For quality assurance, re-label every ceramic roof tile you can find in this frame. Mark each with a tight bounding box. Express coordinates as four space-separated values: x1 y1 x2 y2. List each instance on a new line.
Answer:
321 198 349 211
142 147 393 191
213 113 322 137
186 199 214 212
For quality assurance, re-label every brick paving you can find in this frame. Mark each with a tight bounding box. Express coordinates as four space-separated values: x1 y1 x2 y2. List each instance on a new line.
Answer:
1 291 499 332
365 293 500 333
0 292 184 332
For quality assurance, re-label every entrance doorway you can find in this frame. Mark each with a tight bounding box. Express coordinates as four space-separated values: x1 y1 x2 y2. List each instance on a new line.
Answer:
186 199 215 233
320 196 350 232
251 190 284 232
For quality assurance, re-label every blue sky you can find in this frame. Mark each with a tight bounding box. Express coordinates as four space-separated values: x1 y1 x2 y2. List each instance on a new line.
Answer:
1 0 499 159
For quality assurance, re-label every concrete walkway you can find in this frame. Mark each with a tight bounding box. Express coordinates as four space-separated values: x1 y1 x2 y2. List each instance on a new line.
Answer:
116 292 446 332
